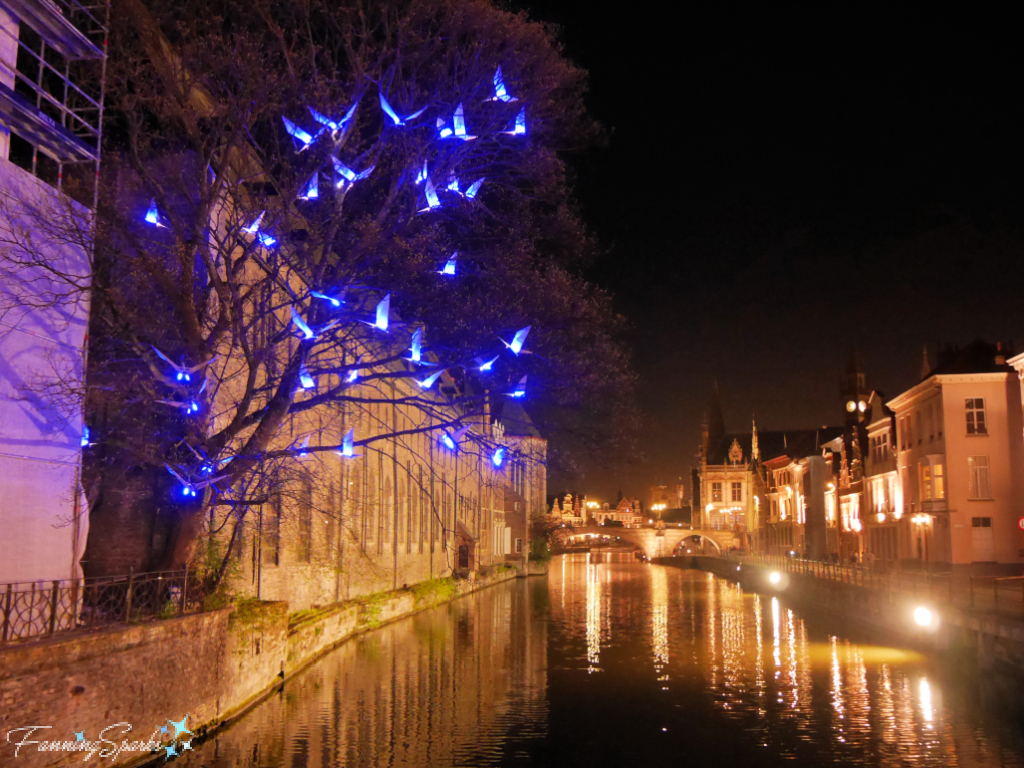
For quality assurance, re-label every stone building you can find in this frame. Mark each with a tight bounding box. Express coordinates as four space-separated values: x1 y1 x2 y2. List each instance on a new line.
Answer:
887 340 1024 573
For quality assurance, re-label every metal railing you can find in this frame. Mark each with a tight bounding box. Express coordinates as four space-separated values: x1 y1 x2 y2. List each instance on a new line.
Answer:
0 570 200 645
723 553 1024 618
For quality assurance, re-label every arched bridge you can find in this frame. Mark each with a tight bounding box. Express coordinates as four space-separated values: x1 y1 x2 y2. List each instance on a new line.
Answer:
564 526 737 559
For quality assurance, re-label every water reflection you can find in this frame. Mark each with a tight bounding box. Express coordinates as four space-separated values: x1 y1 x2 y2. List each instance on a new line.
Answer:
179 553 1024 768
178 579 548 767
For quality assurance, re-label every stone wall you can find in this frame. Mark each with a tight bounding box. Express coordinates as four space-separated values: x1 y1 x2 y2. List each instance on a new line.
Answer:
0 568 518 768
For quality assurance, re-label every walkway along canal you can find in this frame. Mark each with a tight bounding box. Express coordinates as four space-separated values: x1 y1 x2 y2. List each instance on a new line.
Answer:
167 552 1024 767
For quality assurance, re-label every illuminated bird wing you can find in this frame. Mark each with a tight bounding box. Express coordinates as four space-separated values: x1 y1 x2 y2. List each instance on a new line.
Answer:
514 108 526 134
308 107 336 130
144 199 163 226
299 174 319 200
243 211 265 234
511 325 531 354
465 178 485 199
379 92 402 125
416 160 428 184
340 101 359 127
290 306 315 339
151 345 179 370
354 163 376 181
424 179 440 209
419 369 445 389
494 67 508 100
164 463 190 486
185 354 219 374
282 116 314 146
375 294 391 330
332 157 357 182
410 327 423 361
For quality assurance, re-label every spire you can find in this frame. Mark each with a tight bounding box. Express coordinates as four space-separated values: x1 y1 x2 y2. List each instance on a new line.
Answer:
751 415 760 461
920 345 932 380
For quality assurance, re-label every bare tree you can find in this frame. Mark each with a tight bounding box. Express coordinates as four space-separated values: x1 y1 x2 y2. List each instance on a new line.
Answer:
0 0 638 584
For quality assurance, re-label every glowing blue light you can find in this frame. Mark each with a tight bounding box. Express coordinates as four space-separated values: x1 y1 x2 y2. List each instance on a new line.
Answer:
144 199 161 226
176 371 185 382
465 178 485 199
441 433 456 450
416 160 428 185
256 232 277 248
447 177 461 194
291 306 315 340
81 426 90 447
410 327 423 362
346 369 358 383
299 364 315 390
309 102 357 133
299 174 319 201
201 464 213 475
510 375 527 398
502 325 531 355
452 103 476 140
504 107 526 136
182 485 196 497
477 355 499 372
491 67 518 103
440 253 457 276
419 179 441 213
374 294 390 331
282 116 314 148
187 400 200 414
439 126 453 139
332 157 375 187
243 211 265 235
165 463 196 499
379 92 426 127
341 427 355 457
419 369 444 389
310 290 342 307
297 435 310 457
492 447 505 467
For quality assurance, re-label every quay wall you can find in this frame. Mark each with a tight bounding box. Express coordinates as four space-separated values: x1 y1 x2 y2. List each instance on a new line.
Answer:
0 569 518 768
662 556 1024 676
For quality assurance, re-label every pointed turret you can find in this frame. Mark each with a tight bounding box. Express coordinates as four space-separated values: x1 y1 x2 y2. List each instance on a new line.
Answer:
920 345 932 380
751 416 760 462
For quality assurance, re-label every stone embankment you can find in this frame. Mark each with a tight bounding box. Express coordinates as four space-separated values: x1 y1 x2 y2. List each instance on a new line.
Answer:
662 555 1024 676
0 568 518 768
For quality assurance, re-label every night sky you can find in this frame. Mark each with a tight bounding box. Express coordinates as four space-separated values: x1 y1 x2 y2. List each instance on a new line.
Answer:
522 4 1024 501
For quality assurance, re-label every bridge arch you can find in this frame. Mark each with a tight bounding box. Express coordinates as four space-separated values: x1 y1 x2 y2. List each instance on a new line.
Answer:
672 534 722 556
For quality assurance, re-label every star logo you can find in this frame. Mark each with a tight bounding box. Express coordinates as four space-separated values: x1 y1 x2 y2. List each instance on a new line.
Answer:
182 741 192 751
74 731 85 742
167 715 192 740
160 725 168 734
164 744 178 760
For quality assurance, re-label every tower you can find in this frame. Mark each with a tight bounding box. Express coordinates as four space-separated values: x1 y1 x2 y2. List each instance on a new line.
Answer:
841 351 869 425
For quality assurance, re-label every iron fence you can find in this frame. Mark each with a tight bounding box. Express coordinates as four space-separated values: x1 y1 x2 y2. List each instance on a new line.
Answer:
0 570 201 645
724 552 1024 617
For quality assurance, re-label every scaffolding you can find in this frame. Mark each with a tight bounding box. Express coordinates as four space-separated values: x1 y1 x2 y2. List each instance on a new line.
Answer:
0 0 108 209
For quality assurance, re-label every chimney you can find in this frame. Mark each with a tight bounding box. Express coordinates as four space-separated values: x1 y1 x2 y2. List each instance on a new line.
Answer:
996 342 1006 366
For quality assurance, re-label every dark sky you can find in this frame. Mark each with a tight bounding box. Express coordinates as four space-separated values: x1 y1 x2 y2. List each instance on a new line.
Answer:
523 4 1024 502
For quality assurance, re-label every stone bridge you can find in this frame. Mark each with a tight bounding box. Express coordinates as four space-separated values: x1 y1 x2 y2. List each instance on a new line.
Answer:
564 526 738 560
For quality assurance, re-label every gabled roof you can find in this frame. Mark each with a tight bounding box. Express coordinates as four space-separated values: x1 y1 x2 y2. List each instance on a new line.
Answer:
491 399 541 438
706 427 844 466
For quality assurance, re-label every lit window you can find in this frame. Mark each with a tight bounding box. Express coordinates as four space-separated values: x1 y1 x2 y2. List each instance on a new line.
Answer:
712 482 722 502
966 398 987 435
730 482 742 502
920 464 932 501
933 464 944 499
967 456 991 499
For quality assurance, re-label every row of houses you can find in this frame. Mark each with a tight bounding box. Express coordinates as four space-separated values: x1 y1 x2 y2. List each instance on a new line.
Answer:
697 342 1024 574
0 1 548 608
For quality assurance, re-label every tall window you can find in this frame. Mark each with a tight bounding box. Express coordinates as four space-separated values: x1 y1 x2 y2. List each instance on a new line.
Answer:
920 463 932 501
730 481 742 502
265 494 282 566
966 398 987 435
711 482 722 502
933 463 945 499
299 478 313 563
968 456 991 499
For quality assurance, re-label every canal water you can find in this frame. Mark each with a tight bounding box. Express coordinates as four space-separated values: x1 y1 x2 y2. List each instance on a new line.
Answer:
178 553 1024 767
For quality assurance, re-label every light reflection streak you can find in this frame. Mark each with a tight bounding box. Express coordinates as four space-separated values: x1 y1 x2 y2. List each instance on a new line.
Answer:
586 555 602 672
651 564 669 678
771 596 781 673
